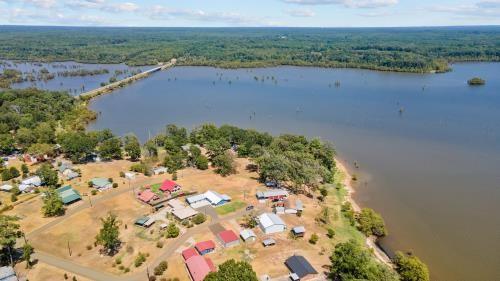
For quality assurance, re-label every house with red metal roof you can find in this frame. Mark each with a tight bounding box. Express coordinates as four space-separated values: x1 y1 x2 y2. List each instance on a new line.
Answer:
182 248 199 261
160 180 181 193
217 229 240 248
137 190 158 204
195 240 216 255
185 255 216 281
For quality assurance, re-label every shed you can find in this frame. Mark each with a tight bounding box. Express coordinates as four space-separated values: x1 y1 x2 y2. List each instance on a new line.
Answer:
186 193 208 205
274 206 285 214
65 170 80 180
0 184 13 192
256 189 288 200
258 213 286 234
285 255 318 280
0 266 17 281
295 200 304 212
195 240 216 255
185 255 216 281
217 230 240 247
58 162 72 173
91 178 112 190
124 172 135 180
182 248 199 261
262 238 276 247
56 185 82 205
240 229 257 242
135 217 155 228
153 166 167 175
291 226 306 237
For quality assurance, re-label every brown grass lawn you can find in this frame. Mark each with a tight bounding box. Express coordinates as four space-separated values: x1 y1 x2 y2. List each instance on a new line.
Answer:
15 261 92 281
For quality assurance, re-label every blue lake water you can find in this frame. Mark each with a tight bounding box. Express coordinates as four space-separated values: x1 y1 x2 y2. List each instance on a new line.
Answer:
18 62 500 280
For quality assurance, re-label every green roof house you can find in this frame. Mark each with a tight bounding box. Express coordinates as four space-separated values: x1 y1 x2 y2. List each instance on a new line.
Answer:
56 185 82 205
91 178 112 190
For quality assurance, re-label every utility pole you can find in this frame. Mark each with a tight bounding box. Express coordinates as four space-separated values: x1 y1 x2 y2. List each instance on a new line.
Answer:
67 240 72 256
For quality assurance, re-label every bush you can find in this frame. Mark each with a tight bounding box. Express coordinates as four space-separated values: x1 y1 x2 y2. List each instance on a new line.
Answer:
87 181 93 187
91 190 97 196
192 213 206 225
134 252 147 267
154 261 168 276
86 245 92 250
108 177 113 183
119 171 125 177
156 241 164 248
358 208 387 237
165 223 179 238
10 194 17 202
115 257 122 265
112 183 118 188
309 233 319 244
327 228 335 239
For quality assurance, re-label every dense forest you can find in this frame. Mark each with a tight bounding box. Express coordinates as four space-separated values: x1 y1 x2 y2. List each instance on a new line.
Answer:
0 26 499 73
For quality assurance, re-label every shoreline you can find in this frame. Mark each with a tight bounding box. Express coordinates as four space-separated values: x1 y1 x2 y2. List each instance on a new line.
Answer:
334 158 394 267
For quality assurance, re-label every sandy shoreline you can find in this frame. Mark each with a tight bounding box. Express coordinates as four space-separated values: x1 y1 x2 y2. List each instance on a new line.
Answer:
335 158 394 267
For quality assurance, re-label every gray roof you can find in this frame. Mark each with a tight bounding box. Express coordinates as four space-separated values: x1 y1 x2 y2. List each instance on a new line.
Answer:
262 238 276 246
0 266 17 281
256 189 289 198
292 226 305 234
240 229 256 240
285 256 317 278
295 200 303 211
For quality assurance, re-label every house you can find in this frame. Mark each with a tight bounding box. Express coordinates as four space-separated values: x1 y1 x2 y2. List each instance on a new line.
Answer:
182 248 199 261
23 154 37 164
262 238 276 247
0 184 13 192
168 198 186 209
0 266 18 281
138 190 159 204
195 240 216 255
160 180 181 193
256 190 288 201
21 176 42 187
285 255 318 281
240 229 257 242
172 206 198 220
56 186 82 205
186 190 231 208
58 162 72 173
295 200 304 212
217 230 240 248
64 169 80 180
258 213 286 234
291 226 306 238
185 255 216 281
153 166 167 175
135 216 155 228
90 178 112 190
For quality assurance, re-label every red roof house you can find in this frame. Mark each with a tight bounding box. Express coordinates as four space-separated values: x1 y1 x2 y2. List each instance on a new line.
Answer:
205 257 216 272
138 190 158 203
195 240 216 255
217 230 240 248
160 180 181 193
185 255 216 281
182 248 199 261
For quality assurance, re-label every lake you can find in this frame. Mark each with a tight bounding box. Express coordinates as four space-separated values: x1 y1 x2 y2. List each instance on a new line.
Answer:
4 60 498 280
87 63 500 281
0 60 146 95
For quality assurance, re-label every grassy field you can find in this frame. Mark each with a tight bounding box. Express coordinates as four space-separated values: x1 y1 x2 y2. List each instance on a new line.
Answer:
215 201 246 215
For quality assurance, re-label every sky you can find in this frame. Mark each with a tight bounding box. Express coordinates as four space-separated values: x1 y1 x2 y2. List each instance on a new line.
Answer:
0 0 499 27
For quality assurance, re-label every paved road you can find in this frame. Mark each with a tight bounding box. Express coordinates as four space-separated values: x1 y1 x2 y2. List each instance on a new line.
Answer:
32 206 254 281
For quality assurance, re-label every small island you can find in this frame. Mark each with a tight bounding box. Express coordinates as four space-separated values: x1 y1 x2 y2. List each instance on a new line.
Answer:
467 77 486 86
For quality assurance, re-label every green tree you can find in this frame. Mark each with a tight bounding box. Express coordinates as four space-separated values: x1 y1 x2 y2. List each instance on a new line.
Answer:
33 122 55 144
165 124 188 147
15 127 36 148
58 131 97 163
330 239 397 281
190 123 219 145
1 169 12 181
256 153 289 185
205 259 258 281
0 134 15 155
27 143 54 157
21 163 29 176
36 163 58 186
394 252 430 281
123 134 141 161
194 155 209 170
99 137 122 160
95 213 121 255
0 215 22 265
192 213 206 225
41 189 65 217
8 167 20 179
205 138 230 159
212 152 236 176
358 208 387 237
165 223 179 238
22 242 34 268
163 152 185 173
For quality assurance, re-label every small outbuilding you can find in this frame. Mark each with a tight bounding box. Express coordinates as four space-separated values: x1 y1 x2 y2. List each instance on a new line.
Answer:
291 226 306 238
56 185 82 205
0 184 13 192
217 230 240 248
0 266 18 281
285 255 318 281
138 190 159 204
256 189 288 201
195 240 216 255
153 166 168 175
134 216 155 228
240 229 257 242
262 238 276 247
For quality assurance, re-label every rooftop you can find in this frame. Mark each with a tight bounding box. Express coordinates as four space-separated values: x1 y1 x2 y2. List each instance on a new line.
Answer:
218 229 239 243
185 255 215 281
258 213 286 228
56 185 82 205
182 248 199 261
285 255 318 278
195 240 216 252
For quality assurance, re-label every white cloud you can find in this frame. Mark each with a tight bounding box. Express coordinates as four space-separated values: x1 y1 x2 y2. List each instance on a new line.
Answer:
25 0 56 8
282 0 398 8
102 2 139 13
429 1 500 18
147 5 277 26
286 8 316 17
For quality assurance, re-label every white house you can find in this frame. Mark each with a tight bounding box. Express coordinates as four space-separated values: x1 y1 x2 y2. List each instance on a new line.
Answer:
0 184 13 192
240 229 257 242
21 176 42 187
258 213 286 234
186 190 232 208
153 166 168 175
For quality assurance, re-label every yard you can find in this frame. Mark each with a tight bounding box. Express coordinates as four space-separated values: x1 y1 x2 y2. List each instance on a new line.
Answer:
215 201 246 215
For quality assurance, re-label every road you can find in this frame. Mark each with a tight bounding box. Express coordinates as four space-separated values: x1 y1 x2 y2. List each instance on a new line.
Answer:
30 198 255 281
